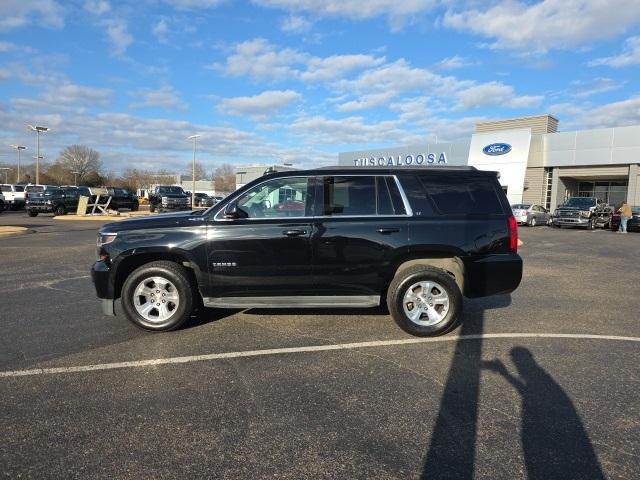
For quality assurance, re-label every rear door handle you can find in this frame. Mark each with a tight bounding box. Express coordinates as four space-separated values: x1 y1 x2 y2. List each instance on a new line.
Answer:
283 229 307 237
377 228 400 234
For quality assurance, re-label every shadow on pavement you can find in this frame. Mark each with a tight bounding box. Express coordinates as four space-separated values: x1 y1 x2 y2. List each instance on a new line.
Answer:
420 294 604 479
483 348 605 480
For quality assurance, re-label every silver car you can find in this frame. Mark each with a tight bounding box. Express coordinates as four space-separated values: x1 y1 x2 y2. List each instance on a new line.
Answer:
512 203 551 227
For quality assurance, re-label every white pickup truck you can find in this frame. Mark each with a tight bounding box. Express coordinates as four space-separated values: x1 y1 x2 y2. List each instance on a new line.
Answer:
0 184 26 210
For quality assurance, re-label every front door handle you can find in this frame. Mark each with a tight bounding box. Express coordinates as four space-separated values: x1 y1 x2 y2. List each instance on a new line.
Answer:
377 228 400 234
283 229 307 237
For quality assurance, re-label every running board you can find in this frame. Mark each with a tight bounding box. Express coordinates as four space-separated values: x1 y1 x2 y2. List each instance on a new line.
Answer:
203 295 380 309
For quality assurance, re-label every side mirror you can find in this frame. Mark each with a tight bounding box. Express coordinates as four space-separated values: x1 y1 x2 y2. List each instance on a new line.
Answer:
224 202 247 219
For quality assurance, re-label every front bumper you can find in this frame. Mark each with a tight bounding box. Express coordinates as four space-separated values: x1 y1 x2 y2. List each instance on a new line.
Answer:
27 204 55 213
553 217 590 226
463 253 523 298
92 260 116 316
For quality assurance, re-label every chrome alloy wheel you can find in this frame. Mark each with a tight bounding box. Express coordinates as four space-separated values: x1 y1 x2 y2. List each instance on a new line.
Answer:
133 276 180 323
402 281 450 326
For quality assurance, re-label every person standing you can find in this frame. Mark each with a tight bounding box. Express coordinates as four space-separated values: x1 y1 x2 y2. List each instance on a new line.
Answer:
618 200 632 233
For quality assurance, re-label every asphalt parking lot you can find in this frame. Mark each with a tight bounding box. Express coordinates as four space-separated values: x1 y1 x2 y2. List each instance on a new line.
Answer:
1 210 639 479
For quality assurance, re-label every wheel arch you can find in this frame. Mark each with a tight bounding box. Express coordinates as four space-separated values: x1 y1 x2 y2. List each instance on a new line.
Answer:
112 248 204 300
387 249 466 296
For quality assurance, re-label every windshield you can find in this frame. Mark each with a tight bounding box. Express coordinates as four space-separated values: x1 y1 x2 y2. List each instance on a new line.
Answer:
512 204 531 210
564 197 596 208
45 188 63 196
26 185 44 193
157 186 185 195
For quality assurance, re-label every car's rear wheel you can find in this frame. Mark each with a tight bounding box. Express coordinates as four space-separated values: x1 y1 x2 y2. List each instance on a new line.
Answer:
121 261 194 331
387 265 462 337
131 201 139 211
54 204 66 216
149 203 156 213
27 209 38 217
529 217 537 227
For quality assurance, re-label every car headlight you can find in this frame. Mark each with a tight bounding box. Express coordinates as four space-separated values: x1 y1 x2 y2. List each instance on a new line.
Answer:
45 199 53 205
580 210 591 217
97 232 117 247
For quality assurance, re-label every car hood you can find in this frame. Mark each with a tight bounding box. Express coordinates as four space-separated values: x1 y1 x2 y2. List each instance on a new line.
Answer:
101 210 204 233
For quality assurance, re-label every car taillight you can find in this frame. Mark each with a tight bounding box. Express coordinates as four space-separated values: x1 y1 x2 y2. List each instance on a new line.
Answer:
24 192 28 199
508 215 518 253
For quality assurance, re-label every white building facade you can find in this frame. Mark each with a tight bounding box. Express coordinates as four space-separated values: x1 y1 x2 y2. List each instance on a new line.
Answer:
338 115 640 209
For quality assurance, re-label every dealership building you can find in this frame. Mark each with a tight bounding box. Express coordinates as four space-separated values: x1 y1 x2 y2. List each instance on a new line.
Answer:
338 115 640 209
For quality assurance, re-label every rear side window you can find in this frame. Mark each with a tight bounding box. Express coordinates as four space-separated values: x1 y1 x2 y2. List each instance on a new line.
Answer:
322 176 406 216
0 185 10 192
419 176 504 215
14 186 24 192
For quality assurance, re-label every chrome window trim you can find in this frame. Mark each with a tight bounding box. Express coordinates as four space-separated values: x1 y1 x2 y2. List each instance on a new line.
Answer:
393 175 414 216
213 173 414 222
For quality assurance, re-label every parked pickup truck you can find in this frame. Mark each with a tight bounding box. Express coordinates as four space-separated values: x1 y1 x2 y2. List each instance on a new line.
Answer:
148 185 191 212
26 186 81 216
92 167 523 337
0 184 26 210
552 197 604 229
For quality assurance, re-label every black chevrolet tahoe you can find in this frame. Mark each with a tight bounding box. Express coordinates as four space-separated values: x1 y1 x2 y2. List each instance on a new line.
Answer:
26 186 81 216
92 167 522 337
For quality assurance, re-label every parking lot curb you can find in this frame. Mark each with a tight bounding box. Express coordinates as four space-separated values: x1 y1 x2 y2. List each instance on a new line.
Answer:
53 213 155 221
0 226 32 237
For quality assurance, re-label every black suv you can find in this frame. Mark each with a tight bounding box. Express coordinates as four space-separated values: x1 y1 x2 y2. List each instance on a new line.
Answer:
26 186 81 216
148 185 190 212
92 168 522 337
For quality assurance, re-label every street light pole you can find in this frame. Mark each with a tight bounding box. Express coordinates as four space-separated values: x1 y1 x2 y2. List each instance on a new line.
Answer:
187 134 200 209
27 125 49 185
71 171 80 186
10 145 27 183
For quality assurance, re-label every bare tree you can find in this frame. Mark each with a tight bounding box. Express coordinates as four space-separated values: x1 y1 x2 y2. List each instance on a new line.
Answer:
56 145 103 182
213 163 235 193
184 161 208 181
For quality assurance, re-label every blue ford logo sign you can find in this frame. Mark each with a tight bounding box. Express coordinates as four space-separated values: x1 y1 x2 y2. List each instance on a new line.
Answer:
483 143 512 155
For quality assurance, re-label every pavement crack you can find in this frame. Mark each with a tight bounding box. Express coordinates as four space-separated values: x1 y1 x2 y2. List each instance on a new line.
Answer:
353 349 445 387
17 274 91 291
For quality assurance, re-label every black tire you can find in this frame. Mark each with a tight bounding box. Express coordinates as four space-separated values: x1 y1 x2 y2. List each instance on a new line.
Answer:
587 219 594 230
387 265 462 337
0 200 4 213
27 209 38 217
149 203 156 213
121 261 194 331
529 217 537 227
54 204 66 216
131 201 139 211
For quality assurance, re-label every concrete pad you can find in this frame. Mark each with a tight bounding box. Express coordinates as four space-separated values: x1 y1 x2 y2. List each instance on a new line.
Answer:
0 226 31 237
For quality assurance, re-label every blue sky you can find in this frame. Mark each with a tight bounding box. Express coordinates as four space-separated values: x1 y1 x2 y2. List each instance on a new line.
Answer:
1 0 639 174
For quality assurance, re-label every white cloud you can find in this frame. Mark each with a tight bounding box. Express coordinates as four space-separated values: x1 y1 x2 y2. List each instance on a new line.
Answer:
300 54 385 82
444 0 640 52
152 18 170 43
280 14 312 33
162 0 226 10
44 83 113 106
84 0 111 16
589 36 640 67
580 97 640 129
0 0 64 31
336 92 395 112
290 114 405 145
455 82 543 110
218 90 302 118
0 41 16 52
254 0 437 29
103 18 133 56
130 85 186 110
571 77 621 98
436 55 472 70
212 38 306 81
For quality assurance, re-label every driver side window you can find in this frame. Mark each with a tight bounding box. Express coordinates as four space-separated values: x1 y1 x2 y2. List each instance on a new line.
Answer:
236 177 310 219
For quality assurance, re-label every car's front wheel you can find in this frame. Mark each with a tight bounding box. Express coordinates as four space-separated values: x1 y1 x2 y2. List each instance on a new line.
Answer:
27 209 38 217
529 217 537 227
54 204 66 216
121 261 194 331
387 265 462 337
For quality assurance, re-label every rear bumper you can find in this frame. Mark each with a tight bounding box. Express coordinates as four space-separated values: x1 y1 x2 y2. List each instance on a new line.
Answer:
463 254 522 298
